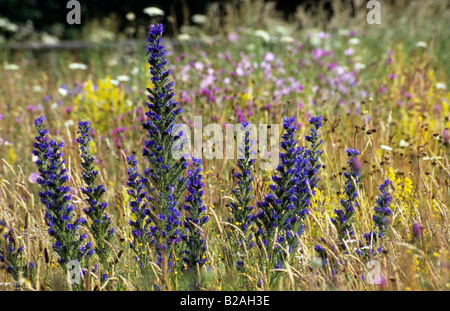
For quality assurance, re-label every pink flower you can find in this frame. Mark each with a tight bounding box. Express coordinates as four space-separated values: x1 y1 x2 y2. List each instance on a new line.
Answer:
27 105 37 112
228 32 238 42
317 31 329 39
344 48 353 56
263 52 275 62
377 275 387 288
28 172 40 183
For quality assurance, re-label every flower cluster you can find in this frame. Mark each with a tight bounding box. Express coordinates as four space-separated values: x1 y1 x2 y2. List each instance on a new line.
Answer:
33 116 93 268
304 116 324 193
181 158 208 270
125 154 155 273
331 148 361 243
373 179 392 238
77 121 115 267
130 24 188 274
0 220 35 282
255 116 322 269
356 179 393 257
228 122 256 247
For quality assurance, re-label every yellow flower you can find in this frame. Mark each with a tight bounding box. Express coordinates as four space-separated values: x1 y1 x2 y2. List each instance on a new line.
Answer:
74 75 126 133
8 146 17 165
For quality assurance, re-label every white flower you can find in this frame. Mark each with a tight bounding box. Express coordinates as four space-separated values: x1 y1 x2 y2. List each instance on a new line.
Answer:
68 63 87 70
344 239 357 243
177 33 191 41
108 58 118 67
254 30 270 42
380 145 393 151
58 87 68 96
117 75 130 82
143 7 164 17
348 37 360 45
33 85 43 92
422 156 443 161
399 139 409 147
309 36 321 47
435 82 446 90
416 41 427 48
41 33 59 45
64 120 74 127
109 79 119 86
126 12 136 21
354 63 366 71
131 66 139 76
4 63 19 71
280 36 294 43
192 14 207 24
51 103 59 109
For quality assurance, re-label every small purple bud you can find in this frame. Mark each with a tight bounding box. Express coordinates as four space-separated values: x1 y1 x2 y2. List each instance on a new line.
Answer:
412 223 424 238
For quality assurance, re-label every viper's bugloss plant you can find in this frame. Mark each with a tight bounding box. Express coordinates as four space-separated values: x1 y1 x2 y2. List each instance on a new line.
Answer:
33 116 93 270
77 121 115 267
357 179 393 257
292 116 324 222
132 24 188 275
181 158 208 270
373 179 392 238
0 220 35 283
331 148 361 243
229 122 256 247
125 154 155 274
255 116 322 270
304 116 324 194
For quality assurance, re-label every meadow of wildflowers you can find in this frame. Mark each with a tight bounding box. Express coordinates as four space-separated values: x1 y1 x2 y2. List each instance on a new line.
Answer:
0 1 449 292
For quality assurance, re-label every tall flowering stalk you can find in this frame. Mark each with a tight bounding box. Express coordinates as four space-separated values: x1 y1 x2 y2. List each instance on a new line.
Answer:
181 158 208 271
0 220 35 283
33 116 93 271
373 179 392 238
126 154 155 274
229 122 256 249
331 148 361 243
304 116 324 195
133 24 187 275
357 179 393 257
255 116 322 270
291 116 324 226
77 121 115 267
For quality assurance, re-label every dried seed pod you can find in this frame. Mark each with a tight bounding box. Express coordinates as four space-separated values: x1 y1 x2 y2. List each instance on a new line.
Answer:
24 212 29 230
44 247 49 264
114 250 123 265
